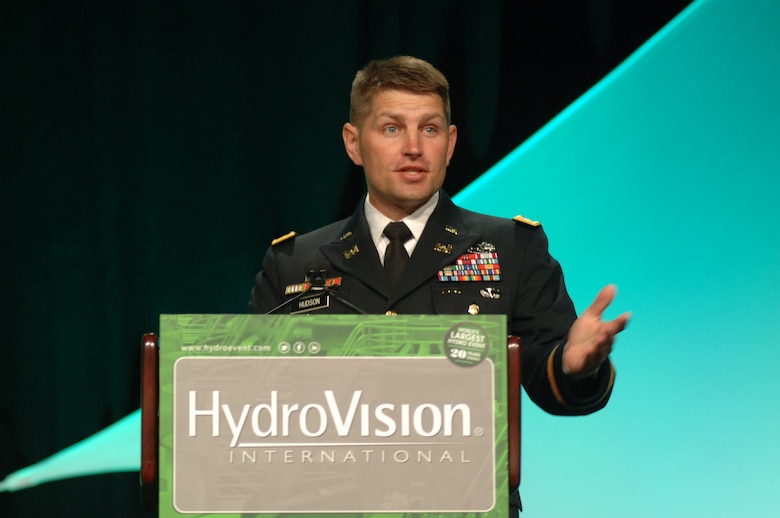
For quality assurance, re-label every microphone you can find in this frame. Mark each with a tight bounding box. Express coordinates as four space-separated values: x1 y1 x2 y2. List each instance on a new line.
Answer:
290 269 331 314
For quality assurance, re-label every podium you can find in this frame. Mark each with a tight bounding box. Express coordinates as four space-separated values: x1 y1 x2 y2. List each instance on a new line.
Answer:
141 314 521 516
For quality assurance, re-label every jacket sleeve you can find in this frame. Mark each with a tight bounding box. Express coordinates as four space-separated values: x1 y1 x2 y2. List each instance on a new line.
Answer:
512 226 615 416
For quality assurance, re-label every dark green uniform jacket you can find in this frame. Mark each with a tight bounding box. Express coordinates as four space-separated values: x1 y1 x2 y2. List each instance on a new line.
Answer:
250 191 614 416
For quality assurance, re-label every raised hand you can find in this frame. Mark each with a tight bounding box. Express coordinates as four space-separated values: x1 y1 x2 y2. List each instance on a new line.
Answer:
563 285 630 377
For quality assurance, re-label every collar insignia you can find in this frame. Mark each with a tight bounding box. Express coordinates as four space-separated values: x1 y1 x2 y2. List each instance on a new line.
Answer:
343 244 359 260
434 242 453 254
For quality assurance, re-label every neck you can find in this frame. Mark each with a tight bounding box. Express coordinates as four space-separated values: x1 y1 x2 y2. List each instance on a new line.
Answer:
367 194 438 221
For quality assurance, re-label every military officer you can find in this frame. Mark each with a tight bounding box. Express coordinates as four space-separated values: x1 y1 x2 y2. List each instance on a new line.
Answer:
249 55 629 514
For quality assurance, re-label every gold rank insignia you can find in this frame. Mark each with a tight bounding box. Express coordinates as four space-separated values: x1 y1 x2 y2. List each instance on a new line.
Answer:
343 244 359 260
513 215 541 227
434 242 453 254
271 231 297 246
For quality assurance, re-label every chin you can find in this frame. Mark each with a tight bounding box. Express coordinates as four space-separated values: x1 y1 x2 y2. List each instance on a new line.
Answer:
396 190 434 205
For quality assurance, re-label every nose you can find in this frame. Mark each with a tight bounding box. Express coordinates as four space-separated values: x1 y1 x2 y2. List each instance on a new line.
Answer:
402 131 422 157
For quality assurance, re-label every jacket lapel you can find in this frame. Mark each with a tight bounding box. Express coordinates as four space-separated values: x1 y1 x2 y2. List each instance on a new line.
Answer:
319 201 392 298
320 192 483 306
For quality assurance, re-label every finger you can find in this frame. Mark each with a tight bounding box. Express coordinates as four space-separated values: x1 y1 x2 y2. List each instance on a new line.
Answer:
616 311 631 332
595 317 628 349
583 284 617 318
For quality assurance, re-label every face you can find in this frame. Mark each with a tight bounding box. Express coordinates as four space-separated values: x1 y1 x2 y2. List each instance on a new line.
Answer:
342 89 457 220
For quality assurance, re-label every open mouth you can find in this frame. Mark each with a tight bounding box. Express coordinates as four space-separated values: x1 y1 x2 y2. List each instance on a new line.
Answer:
397 167 427 175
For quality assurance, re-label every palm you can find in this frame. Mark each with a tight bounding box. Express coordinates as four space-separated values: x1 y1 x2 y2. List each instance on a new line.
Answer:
564 285 630 376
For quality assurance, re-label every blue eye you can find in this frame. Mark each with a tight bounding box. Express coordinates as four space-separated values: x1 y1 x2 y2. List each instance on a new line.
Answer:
384 126 398 134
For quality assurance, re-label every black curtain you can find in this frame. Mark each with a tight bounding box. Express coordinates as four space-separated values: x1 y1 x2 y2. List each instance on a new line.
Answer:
1 1 690 516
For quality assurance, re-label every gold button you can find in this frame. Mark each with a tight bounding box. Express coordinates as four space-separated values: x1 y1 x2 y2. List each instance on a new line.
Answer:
468 304 480 315
385 310 398 316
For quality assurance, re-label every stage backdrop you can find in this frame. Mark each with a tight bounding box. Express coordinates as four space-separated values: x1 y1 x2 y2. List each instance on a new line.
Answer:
457 0 780 516
4 0 779 517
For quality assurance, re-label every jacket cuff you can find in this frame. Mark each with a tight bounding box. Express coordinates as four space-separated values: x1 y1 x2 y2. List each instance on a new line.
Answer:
546 343 615 414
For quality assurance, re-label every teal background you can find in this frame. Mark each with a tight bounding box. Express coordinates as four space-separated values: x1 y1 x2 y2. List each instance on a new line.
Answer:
457 0 780 516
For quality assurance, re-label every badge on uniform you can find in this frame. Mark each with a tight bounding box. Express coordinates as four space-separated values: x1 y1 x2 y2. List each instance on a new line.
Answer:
343 245 359 260
437 242 501 282
433 242 453 254
290 293 331 314
480 287 501 299
284 277 342 295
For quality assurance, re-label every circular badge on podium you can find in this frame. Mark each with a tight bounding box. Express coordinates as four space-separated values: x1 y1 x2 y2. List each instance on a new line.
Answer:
444 322 490 367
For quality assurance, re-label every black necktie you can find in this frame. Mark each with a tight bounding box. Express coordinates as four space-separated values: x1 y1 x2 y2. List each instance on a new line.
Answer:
383 222 412 283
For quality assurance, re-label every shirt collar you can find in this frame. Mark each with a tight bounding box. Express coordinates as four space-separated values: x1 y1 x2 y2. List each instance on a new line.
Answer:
364 191 439 257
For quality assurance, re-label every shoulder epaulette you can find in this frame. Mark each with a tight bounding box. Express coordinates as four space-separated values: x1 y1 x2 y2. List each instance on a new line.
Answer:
271 231 297 246
513 215 541 227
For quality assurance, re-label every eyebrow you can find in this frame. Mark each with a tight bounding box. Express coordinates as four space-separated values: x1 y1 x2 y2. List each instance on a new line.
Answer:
376 112 445 124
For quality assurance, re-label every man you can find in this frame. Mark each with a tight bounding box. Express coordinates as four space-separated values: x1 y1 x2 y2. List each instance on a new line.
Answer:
250 55 629 513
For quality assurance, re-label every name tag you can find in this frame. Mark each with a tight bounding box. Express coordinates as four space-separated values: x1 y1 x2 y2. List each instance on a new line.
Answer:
290 294 330 314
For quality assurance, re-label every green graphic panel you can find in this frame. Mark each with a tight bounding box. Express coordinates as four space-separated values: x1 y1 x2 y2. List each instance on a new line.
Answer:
159 314 508 518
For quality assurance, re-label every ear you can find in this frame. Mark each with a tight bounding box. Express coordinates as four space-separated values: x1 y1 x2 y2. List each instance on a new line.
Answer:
342 123 363 166
446 124 458 166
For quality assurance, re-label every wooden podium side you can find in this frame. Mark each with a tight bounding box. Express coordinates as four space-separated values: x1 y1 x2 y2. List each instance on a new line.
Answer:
140 333 158 512
507 335 522 491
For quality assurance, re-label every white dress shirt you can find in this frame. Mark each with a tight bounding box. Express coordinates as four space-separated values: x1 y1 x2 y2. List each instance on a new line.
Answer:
364 192 439 265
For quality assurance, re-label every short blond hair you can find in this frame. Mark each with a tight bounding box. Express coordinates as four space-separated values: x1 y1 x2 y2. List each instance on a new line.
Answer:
349 56 451 126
